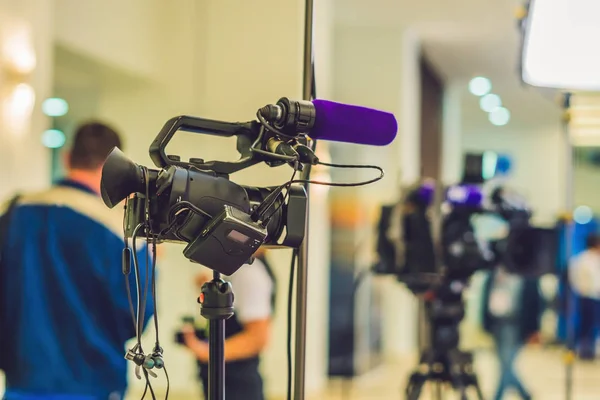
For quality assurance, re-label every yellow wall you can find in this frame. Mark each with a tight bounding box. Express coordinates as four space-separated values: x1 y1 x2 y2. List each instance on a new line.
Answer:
0 0 53 200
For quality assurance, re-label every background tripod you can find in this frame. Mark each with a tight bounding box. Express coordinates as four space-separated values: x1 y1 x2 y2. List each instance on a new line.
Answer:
405 347 483 400
404 282 485 400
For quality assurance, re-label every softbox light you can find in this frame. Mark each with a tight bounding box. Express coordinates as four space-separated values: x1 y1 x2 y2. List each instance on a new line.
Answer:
521 0 600 91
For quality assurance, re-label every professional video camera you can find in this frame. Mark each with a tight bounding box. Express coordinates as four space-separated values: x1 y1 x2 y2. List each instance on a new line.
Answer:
100 97 397 399
442 183 557 280
374 153 556 286
372 152 558 399
102 98 396 275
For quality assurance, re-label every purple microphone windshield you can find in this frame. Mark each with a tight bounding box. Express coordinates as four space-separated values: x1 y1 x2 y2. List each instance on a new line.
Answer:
417 182 435 206
446 184 483 207
311 99 398 146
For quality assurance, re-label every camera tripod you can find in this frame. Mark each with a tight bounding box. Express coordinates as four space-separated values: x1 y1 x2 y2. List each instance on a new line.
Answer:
199 271 234 400
404 282 484 400
405 347 484 400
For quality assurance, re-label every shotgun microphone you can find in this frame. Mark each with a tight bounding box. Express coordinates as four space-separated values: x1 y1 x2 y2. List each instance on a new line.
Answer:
259 98 398 146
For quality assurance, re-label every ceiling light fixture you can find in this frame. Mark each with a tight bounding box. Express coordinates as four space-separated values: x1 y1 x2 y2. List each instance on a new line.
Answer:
2 83 35 134
489 107 511 126
41 129 66 149
42 98 69 117
469 77 492 96
480 94 502 113
573 205 593 225
1 23 36 75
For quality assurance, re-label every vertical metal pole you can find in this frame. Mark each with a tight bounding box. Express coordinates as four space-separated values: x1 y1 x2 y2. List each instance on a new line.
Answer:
293 1 315 399
302 0 315 102
562 92 574 400
293 216 309 400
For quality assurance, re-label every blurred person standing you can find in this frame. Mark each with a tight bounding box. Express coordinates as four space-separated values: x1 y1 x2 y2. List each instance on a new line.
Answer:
181 247 275 400
0 122 154 400
481 267 542 400
568 233 600 360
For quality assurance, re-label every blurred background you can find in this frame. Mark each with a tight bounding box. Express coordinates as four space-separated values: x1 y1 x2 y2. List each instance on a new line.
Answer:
1 0 599 399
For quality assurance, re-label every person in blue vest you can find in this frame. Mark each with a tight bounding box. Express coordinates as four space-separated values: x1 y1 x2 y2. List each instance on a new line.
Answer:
0 122 154 400
480 267 543 400
568 233 600 360
181 247 275 400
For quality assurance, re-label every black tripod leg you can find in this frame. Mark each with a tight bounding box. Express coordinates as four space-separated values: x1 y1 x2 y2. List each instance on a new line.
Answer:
473 380 485 400
405 374 426 400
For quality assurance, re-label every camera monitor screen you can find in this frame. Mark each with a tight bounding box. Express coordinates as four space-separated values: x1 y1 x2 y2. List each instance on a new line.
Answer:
462 152 499 184
227 229 251 244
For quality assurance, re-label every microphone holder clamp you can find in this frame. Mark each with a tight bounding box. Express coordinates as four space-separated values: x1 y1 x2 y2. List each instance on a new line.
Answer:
200 271 235 400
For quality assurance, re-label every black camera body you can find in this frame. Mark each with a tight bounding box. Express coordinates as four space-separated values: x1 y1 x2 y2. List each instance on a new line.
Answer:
101 105 313 275
441 206 495 281
441 189 558 281
183 205 267 276
374 181 558 290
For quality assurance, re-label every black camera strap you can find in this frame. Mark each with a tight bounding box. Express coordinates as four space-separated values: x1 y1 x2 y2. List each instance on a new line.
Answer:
0 194 20 369
0 195 21 266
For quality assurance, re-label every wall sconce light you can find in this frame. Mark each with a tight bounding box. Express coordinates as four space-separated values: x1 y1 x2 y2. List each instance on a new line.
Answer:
2 82 35 133
0 17 37 136
1 18 36 75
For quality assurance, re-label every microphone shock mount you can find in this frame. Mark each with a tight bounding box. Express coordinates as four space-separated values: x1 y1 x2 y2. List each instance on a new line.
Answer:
258 98 316 138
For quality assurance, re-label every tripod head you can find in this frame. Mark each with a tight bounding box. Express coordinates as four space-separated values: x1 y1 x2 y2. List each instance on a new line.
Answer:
423 276 469 352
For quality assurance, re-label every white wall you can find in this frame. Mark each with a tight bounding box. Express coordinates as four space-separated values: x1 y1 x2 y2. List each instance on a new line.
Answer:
332 25 409 203
441 82 463 184
574 163 600 213
331 23 422 358
54 0 166 80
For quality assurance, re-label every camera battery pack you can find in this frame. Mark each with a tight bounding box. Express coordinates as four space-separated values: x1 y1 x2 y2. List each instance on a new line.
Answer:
183 205 267 275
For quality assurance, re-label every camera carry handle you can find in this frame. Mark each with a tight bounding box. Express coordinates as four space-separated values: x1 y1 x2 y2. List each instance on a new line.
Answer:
149 115 261 175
